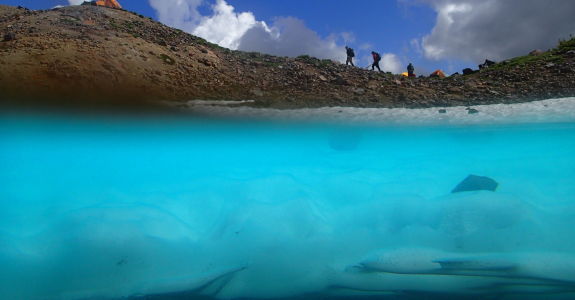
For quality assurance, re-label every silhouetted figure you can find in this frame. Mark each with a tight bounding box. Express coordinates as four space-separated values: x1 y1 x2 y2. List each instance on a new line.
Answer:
371 51 382 72
407 63 415 77
345 46 355 66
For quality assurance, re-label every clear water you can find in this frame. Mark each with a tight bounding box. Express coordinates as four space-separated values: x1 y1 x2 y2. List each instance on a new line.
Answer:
1 112 575 300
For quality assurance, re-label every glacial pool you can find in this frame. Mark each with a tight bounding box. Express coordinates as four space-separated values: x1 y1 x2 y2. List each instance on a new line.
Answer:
1 108 575 300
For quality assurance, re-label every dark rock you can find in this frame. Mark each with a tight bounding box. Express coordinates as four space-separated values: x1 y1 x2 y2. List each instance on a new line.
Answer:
466 107 479 114
478 59 496 70
332 76 348 86
462 68 476 76
452 175 499 193
3 32 16 42
438 109 447 113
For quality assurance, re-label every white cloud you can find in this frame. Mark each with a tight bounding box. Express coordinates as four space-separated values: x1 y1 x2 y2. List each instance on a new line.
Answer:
409 38 422 56
359 43 373 50
415 0 575 62
237 17 345 62
68 0 85 5
148 0 352 62
192 0 262 49
148 0 203 33
340 32 355 44
381 53 403 73
359 53 403 74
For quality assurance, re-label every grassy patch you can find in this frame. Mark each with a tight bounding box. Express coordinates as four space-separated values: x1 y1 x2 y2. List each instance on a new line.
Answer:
59 17 77 25
319 59 334 67
491 37 574 70
558 37 575 52
159 54 176 65
109 21 120 30
264 61 282 67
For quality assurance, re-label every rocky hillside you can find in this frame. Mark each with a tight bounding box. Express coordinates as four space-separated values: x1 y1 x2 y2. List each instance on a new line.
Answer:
1 4 574 108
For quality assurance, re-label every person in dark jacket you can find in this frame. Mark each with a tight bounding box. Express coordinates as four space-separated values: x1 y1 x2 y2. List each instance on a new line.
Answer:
371 51 382 72
345 46 355 66
407 63 415 77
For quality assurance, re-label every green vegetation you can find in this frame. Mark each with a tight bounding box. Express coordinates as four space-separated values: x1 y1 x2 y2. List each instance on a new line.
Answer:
59 17 78 25
491 37 573 70
319 59 335 67
296 55 335 68
557 37 575 52
159 54 176 65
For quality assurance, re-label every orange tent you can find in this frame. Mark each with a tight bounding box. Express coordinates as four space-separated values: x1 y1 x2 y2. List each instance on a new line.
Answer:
94 0 122 9
430 69 446 78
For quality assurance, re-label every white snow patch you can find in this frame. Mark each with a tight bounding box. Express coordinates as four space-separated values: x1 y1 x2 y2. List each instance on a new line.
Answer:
187 100 256 106
182 97 575 125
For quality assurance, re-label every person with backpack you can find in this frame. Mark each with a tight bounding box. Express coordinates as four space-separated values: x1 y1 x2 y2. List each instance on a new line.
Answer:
345 46 355 66
407 63 415 77
371 51 382 72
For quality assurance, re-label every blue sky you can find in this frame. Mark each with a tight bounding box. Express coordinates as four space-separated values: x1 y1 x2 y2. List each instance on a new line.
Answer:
3 0 575 75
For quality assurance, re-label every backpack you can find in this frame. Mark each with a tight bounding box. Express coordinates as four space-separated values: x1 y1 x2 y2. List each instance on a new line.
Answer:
373 52 381 61
347 48 355 58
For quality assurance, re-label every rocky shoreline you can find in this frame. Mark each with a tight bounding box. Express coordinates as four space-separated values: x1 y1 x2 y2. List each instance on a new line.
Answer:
1 4 574 109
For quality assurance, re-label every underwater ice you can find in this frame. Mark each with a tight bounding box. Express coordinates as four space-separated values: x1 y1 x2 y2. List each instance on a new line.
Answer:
1 103 575 299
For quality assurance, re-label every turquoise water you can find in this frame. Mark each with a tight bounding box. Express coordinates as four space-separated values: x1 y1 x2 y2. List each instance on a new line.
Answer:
1 112 575 299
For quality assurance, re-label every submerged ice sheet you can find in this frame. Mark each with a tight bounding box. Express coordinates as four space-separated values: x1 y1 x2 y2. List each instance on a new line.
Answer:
1 110 575 299
186 97 575 125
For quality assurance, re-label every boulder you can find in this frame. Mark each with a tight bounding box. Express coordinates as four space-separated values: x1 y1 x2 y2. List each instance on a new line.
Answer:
478 59 496 70
466 108 479 114
529 49 544 56
3 32 16 42
452 175 499 193
462 68 476 76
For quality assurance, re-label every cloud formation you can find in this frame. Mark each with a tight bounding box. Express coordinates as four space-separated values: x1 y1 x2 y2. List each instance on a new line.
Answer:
417 0 575 62
148 0 349 62
359 53 403 73
381 53 402 73
68 0 85 4
148 0 203 33
237 17 345 61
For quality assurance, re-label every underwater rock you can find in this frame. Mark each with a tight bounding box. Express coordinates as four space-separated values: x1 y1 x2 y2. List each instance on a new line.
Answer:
452 174 498 193
328 130 362 151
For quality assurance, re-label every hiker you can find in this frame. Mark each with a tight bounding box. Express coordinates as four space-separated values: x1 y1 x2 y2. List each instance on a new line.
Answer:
371 51 382 72
345 46 355 66
407 63 415 77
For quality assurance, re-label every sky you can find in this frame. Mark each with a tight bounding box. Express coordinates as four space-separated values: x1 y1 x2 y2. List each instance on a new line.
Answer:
3 0 575 75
